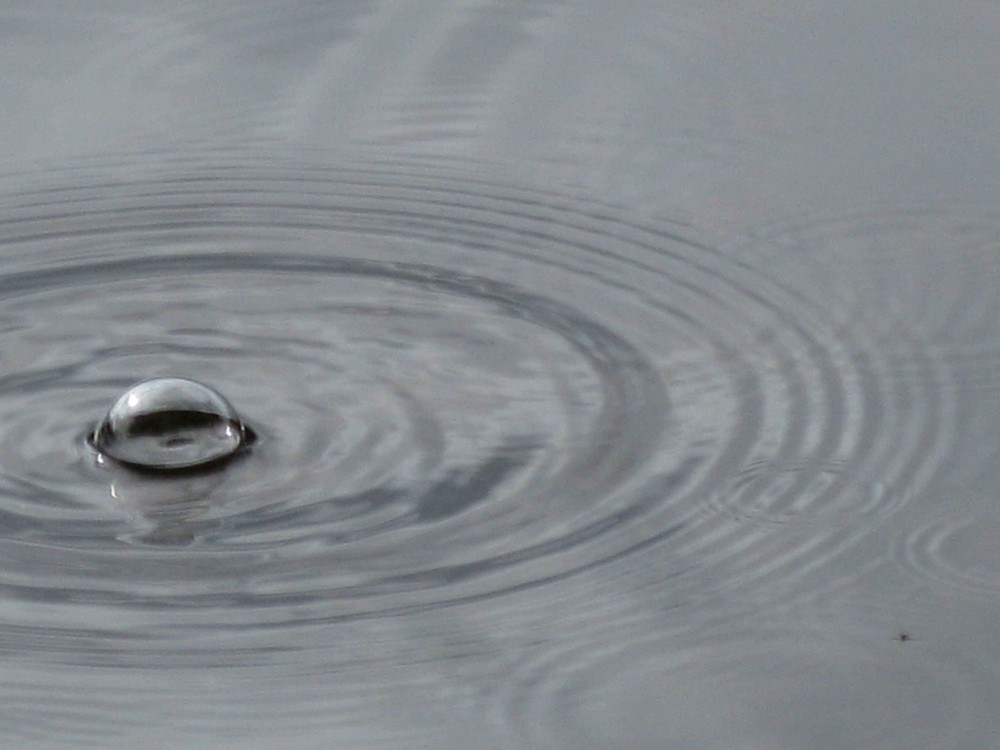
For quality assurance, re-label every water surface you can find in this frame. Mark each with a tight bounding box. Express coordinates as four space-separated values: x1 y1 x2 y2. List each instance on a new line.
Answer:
0 3 998 749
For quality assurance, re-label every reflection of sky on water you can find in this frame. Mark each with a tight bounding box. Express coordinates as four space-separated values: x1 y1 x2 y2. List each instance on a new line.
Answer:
2 3 996 220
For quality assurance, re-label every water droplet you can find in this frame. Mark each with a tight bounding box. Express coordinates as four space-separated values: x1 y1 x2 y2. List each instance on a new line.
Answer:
92 378 249 471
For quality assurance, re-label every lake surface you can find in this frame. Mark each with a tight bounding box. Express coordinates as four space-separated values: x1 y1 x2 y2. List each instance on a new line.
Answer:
0 3 998 748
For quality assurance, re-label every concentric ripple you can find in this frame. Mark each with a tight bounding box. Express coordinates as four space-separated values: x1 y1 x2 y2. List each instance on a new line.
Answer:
897 514 1000 597
494 617 988 749
0 153 971 667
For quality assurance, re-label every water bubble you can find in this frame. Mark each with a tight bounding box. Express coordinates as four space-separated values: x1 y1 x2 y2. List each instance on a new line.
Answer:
92 378 249 471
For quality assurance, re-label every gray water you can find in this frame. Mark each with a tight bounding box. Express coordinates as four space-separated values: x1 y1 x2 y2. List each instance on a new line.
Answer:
1 3 998 749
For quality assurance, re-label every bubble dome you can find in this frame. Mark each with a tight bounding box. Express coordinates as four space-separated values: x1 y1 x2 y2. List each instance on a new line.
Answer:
91 378 249 471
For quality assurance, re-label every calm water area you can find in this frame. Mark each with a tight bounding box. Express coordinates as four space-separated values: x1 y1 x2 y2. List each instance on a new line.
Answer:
0 3 998 748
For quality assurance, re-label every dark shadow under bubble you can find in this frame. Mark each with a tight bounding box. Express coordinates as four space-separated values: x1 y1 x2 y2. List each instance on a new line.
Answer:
105 468 227 547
